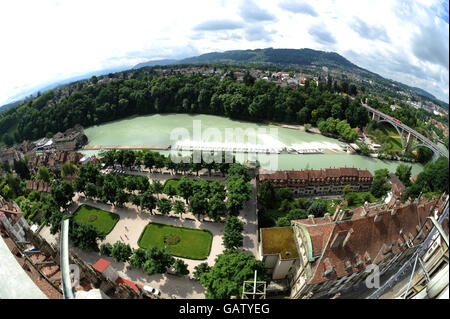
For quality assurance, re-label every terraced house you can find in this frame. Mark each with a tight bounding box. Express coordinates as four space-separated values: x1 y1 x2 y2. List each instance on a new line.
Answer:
258 167 373 197
288 193 448 299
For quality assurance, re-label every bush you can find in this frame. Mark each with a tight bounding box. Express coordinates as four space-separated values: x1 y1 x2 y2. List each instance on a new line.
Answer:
100 243 113 256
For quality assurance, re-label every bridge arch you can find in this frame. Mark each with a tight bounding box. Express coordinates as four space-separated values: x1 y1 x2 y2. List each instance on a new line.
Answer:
375 119 405 148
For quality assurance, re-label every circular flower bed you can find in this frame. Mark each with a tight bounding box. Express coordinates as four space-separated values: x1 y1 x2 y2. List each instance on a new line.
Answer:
164 233 181 245
88 214 98 222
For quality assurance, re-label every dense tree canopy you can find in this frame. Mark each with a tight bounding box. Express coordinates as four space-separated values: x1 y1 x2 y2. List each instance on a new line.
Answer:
199 251 269 299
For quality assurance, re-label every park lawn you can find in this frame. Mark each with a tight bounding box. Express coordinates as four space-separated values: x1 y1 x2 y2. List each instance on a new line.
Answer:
72 205 120 235
389 137 403 151
379 123 400 137
163 178 180 193
138 222 213 260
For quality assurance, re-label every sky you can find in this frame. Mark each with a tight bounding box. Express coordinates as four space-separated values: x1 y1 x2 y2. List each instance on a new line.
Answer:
0 0 448 105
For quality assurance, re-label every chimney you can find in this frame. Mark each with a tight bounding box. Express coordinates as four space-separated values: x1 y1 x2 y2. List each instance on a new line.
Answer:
333 205 341 220
374 212 383 223
321 258 336 277
364 252 371 264
361 202 370 216
324 213 332 222
308 215 315 224
391 208 398 216
344 259 352 271
342 228 354 248
382 243 393 255
340 209 354 221
354 255 363 268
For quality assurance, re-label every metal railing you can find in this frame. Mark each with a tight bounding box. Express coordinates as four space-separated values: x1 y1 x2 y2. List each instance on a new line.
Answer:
366 198 449 299
60 219 74 299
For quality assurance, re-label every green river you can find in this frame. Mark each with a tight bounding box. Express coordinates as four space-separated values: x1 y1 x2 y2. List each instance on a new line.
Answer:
83 114 425 175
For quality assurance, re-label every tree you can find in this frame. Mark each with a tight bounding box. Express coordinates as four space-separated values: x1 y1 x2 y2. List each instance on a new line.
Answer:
13 159 30 180
115 188 129 207
189 192 208 218
143 152 155 171
199 251 269 299
173 200 186 218
2 133 14 147
223 216 244 250
152 180 164 199
257 180 276 209
103 150 116 167
141 191 157 214
395 164 412 187
143 246 175 275
174 259 190 277
37 166 51 182
370 168 391 198
177 176 194 203
123 150 136 169
164 183 177 202
69 221 105 251
129 248 147 270
304 123 312 132
85 182 97 199
61 162 77 178
49 210 64 234
111 241 132 262
307 201 327 217
277 187 293 201
226 163 250 182
157 198 172 215
208 195 226 222
100 243 113 256
115 150 125 168
102 179 117 205
193 262 211 281
346 192 358 207
51 179 74 208
275 208 308 226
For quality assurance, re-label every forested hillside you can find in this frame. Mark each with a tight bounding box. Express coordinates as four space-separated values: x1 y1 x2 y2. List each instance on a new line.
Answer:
0 68 369 145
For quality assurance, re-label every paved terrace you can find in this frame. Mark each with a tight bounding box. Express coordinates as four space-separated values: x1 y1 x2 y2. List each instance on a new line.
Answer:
39 176 259 299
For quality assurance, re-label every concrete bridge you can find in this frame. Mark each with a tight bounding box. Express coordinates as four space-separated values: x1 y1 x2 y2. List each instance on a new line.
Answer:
363 104 449 159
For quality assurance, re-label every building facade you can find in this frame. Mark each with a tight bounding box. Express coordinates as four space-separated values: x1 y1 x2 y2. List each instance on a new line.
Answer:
0 195 30 242
259 227 299 280
258 167 373 197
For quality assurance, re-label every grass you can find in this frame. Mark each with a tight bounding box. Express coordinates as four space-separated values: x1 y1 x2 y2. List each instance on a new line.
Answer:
368 123 404 152
163 178 180 193
137 222 213 260
72 204 120 235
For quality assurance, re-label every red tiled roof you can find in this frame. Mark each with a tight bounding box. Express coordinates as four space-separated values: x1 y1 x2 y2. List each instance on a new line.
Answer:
93 258 111 273
115 276 143 293
293 196 446 285
259 167 372 185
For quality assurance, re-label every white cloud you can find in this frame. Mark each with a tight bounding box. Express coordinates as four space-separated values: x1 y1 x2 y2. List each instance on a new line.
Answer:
0 0 448 105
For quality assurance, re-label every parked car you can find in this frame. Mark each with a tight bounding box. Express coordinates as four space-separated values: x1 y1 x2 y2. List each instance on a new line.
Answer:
143 286 161 296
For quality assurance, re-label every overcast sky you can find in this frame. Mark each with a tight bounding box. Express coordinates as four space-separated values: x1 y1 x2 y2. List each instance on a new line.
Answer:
0 0 448 105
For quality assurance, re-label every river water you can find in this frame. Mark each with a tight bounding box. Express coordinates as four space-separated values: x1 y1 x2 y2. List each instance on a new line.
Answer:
83 114 424 175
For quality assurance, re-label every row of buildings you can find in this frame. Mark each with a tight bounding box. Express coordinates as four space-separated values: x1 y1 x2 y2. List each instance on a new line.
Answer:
27 151 83 173
258 167 373 197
